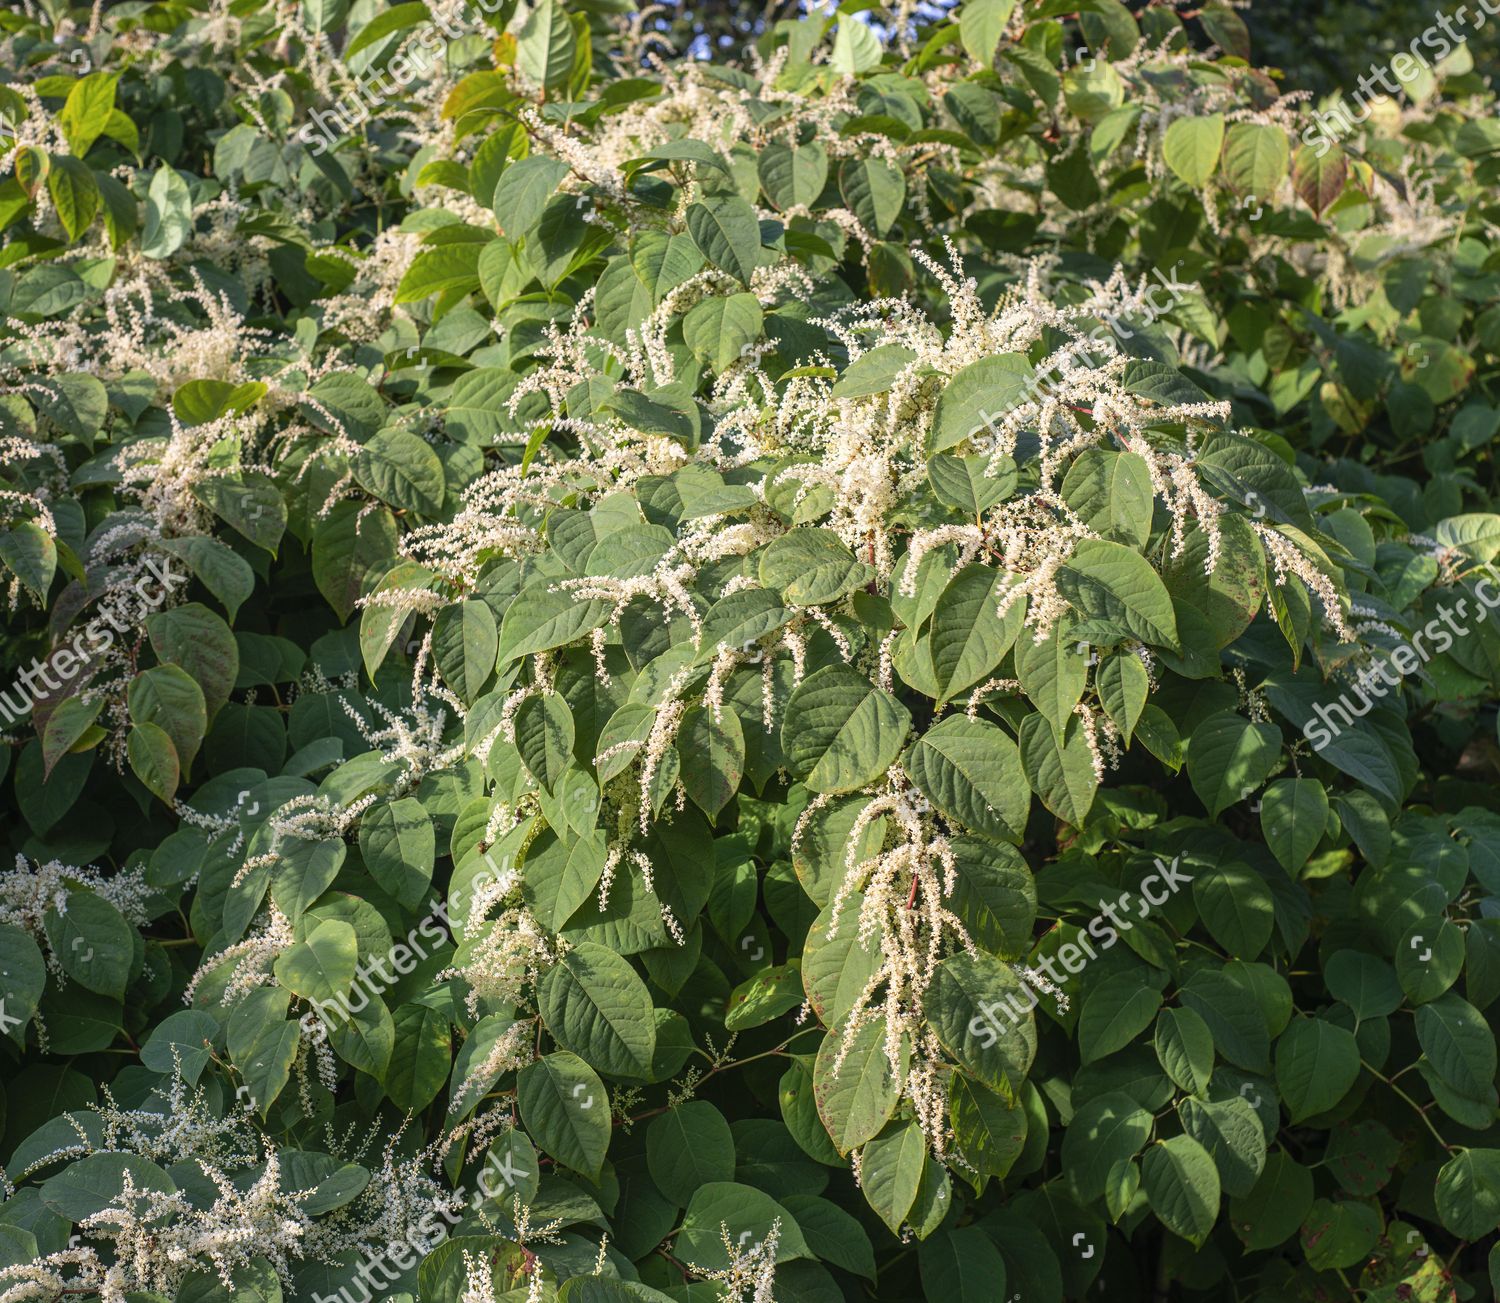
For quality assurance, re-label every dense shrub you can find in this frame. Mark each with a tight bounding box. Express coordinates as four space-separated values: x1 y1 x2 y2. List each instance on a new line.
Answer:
1 1 1499 1300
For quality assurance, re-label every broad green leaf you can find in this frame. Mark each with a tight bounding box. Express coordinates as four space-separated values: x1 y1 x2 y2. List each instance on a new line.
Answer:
646 1101 736 1205
272 919 357 1006
1162 115 1225 189
517 1051 611 1180
905 715 1029 844
1259 778 1328 875
959 0 1019 64
1079 982 1161 1064
1057 539 1180 650
1275 1017 1360 1122
516 0 576 92
685 197 761 285
537 942 656 1078
928 564 1024 702
47 157 99 242
1187 711 1282 818
677 1182 811 1269
1141 1136 1220 1247
928 354 1035 456
141 165 192 258
127 664 207 775
1222 122 1290 198
782 665 911 794
814 1018 904 1155
433 599 498 705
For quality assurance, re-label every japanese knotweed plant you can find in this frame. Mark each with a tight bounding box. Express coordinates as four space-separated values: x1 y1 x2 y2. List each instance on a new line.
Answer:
1 0 1499 1301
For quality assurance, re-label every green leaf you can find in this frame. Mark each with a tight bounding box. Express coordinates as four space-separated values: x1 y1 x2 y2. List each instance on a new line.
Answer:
1141 1136 1220 1247
928 564 1023 703
127 664 207 776
906 715 1029 844
353 428 446 516
759 139 829 211
1259 778 1328 875
949 1072 1028 1183
0 924 46 1046
514 691 575 797
344 2 429 58
47 156 99 242
146 602 240 719
1187 711 1282 818
678 704 744 820
29 372 107 441
814 1018 904 1155
1435 1149 1500 1240
677 1182 811 1269
781 665 911 794
831 18 882 73
1275 1017 1360 1122
537 942 656 1078
685 197 761 286
394 243 483 303
1059 449 1155 548
682 292 764 372
1154 1007 1215 1095
646 1101 736 1205
191 471 287 555
384 1003 451 1112
960 0 1019 64
1062 1091 1153 1203
1018 713 1098 827
127 721 179 803
493 156 571 238
1079 982 1161 1064
270 835 346 921
1193 864 1275 958
59 72 118 157
311 501 399 625
1162 114 1225 189
1397 918 1464 1005
1178 1096 1265 1198
839 157 906 238
860 1120 927 1235
1097 651 1149 742
272 919 357 1006
1229 1152 1314 1250
158 535 255 621
928 354 1035 456
1057 539 1180 650
358 797 434 908
141 165 192 258
516 0 577 92
1415 993 1496 1101
0 518 55 599
927 951 1036 1095
433 599 498 705
42 1154 175 1222
140 1009 218 1084
758 528 874 606
1222 122 1290 198
497 583 611 664
517 1051 610 1178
